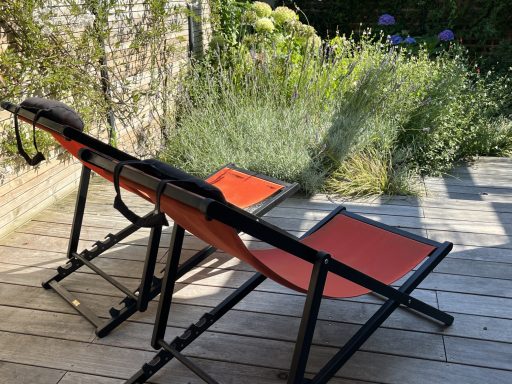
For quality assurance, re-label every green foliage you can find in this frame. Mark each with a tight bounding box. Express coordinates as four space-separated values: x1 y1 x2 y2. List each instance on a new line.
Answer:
162 44 336 193
326 148 418 197
397 47 512 174
168 17 512 196
0 0 184 165
0 0 105 163
284 0 512 71
209 1 322 62
209 0 251 46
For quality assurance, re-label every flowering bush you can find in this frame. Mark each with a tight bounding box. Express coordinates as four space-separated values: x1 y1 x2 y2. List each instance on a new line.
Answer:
183 6 512 196
251 1 272 18
377 13 459 52
254 17 275 33
272 6 299 26
299 24 317 38
378 14 396 26
404 36 416 44
241 5 321 59
438 29 455 42
388 35 403 45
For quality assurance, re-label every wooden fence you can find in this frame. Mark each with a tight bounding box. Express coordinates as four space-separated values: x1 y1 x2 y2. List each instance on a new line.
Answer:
0 0 211 239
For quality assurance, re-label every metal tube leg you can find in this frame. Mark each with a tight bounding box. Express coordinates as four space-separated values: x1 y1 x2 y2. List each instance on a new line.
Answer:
67 165 91 258
151 224 185 349
137 224 163 311
288 253 329 384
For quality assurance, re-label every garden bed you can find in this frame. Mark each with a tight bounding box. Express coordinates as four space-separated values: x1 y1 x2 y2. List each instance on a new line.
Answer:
163 2 512 197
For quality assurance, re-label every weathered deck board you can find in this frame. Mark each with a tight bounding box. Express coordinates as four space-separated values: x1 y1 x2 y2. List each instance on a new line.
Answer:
0 362 65 384
1 157 512 383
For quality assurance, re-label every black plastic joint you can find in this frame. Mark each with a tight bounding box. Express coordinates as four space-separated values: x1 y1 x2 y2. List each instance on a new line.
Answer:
171 338 185 350
151 276 162 288
57 261 76 275
92 240 104 251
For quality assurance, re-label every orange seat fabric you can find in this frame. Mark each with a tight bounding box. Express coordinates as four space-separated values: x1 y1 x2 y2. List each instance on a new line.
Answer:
206 168 283 209
157 194 435 298
252 215 435 297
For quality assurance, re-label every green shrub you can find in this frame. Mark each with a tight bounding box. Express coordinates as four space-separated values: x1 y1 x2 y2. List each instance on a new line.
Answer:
396 48 512 175
161 47 337 193
166 10 512 196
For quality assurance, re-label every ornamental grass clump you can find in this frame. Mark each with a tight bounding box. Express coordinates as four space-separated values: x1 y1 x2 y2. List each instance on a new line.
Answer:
326 148 418 197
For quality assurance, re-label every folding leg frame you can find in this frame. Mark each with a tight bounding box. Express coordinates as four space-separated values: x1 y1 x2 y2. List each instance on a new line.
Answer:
126 217 453 384
126 224 268 384
43 165 296 337
42 165 164 336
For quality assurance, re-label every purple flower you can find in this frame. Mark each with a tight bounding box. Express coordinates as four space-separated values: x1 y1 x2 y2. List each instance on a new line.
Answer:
378 14 396 26
404 36 416 44
438 29 455 42
388 34 403 45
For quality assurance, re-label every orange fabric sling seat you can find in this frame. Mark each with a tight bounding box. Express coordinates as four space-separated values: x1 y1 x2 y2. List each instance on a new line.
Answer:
76 150 454 384
253 215 435 297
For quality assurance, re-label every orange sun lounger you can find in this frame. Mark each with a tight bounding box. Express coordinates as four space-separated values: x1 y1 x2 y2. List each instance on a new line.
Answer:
1 98 298 337
75 145 454 384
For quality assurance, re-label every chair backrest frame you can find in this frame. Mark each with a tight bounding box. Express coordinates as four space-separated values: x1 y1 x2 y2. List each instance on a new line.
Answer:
1 101 135 161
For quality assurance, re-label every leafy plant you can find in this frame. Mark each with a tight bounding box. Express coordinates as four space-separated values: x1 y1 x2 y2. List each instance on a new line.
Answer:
168 15 512 196
0 0 185 166
162 43 337 193
209 0 251 47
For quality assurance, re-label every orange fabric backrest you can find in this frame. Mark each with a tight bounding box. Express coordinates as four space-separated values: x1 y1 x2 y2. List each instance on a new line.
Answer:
115 176 258 266
206 168 284 209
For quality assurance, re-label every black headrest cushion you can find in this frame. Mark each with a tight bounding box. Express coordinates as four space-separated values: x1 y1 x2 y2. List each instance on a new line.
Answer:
141 159 226 203
20 98 84 132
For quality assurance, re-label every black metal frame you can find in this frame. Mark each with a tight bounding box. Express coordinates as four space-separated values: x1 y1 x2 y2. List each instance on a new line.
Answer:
41 162 296 337
77 148 454 384
1 101 299 338
41 162 169 335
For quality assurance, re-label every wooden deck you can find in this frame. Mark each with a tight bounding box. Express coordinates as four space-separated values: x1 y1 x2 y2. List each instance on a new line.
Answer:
0 157 511 384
